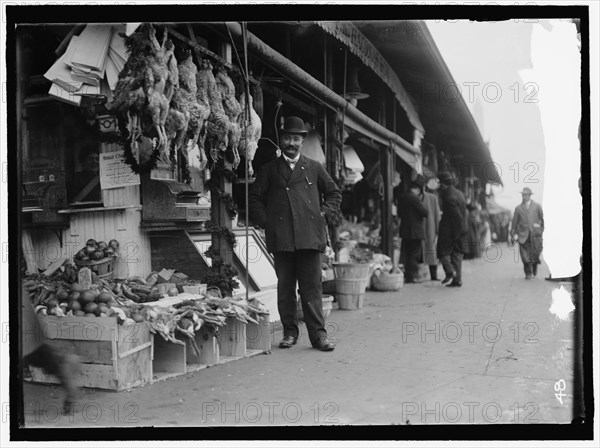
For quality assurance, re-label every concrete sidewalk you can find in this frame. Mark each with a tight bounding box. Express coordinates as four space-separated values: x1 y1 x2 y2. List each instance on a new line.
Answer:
22 243 576 426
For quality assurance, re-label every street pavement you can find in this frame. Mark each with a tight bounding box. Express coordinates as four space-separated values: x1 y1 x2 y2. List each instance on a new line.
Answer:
21 243 576 427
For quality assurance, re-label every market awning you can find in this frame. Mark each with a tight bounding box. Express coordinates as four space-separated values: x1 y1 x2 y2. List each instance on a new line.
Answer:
224 22 421 169
315 21 424 135
355 21 503 186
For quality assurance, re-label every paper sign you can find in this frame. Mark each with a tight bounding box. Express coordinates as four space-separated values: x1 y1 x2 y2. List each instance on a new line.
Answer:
99 150 140 189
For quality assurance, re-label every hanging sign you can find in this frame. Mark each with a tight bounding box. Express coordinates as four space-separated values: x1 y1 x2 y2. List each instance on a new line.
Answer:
99 149 141 189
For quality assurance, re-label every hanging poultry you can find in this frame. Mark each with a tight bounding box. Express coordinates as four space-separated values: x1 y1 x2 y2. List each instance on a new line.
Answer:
194 58 212 167
107 27 156 145
200 59 230 164
215 67 242 170
237 91 262 177
175 52 209 170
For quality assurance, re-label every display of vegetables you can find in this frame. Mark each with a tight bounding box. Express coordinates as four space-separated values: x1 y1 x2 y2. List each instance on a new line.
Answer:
23 268 270 352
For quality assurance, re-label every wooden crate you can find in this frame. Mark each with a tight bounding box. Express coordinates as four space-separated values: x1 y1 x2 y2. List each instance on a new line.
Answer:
186 325 220 367
246 315 272 353
152 335 186 381
30 315 152 391
218 317 247 359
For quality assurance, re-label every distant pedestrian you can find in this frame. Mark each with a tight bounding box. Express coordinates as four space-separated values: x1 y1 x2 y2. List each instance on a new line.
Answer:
249 116 342 351
397 178 428 283
436 171 468 287
421 184 441 281
510 187 544 279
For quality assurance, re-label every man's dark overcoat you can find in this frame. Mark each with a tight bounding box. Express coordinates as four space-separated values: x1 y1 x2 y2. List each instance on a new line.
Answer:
249 154 341 252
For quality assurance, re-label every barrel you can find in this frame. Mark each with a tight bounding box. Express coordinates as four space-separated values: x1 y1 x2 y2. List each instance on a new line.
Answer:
332 262 371 310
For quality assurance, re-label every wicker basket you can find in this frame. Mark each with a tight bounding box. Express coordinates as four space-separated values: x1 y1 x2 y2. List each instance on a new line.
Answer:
372 271 404 291
74 256 117 280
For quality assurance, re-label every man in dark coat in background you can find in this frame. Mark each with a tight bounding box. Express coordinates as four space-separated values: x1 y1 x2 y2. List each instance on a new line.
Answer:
436 171 468 287
397 178 429 283
249 116 342 351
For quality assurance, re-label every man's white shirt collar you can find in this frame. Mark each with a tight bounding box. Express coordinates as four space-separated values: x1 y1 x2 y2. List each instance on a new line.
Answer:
283 153 300 168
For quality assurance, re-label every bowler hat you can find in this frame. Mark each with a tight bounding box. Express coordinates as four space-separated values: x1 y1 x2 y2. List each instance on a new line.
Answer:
280 116 308 135
520 187 533 195
437 171 456 185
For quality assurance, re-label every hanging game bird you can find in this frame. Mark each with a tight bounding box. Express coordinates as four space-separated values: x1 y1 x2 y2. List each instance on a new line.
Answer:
238 91 262 177
200 59 230 164
215 67 242 170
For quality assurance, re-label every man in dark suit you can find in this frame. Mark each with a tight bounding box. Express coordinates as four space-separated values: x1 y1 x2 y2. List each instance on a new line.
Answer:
249 116 342 351
436 171 468 287
510 187 544 279
397 178 429 283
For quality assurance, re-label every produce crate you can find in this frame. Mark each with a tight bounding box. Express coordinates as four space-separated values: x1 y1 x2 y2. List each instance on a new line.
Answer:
185 325 220 369
218 317 247 360
153 335 186 381
29 314 153 391
246 315 272 353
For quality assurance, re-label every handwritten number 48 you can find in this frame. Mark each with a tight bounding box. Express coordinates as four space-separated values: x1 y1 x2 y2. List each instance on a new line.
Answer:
554 379 566 405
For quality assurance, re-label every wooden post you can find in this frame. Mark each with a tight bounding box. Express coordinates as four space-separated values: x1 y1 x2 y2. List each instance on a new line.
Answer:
379 86 393 257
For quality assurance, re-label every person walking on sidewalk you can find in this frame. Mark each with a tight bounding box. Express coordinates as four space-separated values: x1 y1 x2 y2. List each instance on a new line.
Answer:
510 187 544 279
436 171 468 287
422 182 442 281
249 116 341 351
397 178 429 283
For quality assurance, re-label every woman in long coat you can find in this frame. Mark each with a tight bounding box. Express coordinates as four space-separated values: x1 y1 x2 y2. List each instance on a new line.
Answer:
422 189 441 280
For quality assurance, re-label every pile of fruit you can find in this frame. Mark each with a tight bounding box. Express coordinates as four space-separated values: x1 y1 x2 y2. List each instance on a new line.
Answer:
74 239 119 262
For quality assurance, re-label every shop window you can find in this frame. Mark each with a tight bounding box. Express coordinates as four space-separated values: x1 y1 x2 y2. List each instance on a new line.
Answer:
22 100 103 223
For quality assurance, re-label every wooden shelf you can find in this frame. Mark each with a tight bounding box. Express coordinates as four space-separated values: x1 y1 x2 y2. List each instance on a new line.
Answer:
58 205 142 214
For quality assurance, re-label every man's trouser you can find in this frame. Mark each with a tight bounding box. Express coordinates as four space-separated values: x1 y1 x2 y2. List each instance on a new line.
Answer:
440 250 463 282
274 250 326 346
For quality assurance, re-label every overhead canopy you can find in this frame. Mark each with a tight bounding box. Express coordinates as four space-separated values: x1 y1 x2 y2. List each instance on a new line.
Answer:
354 20 502 186
315 21 424 135
224 22 421 169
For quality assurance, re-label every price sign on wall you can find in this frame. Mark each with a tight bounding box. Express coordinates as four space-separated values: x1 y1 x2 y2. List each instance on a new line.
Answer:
99 150 140 189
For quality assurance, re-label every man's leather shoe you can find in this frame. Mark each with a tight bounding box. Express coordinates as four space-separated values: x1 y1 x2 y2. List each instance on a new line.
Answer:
313 338 335 351
441 273 455 284
279 336 298 349
446 280 462 287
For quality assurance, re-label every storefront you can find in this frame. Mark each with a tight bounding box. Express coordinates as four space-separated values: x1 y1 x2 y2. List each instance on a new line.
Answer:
16 19 501 392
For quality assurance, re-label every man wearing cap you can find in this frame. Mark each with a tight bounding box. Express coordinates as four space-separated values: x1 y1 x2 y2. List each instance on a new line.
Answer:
510 187 544 279
249 116 341 351
397 177 429 283
436 171 468 287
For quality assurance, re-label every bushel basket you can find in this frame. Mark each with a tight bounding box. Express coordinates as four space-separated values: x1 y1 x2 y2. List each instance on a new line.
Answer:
74 255 117 280
372 270 404 291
